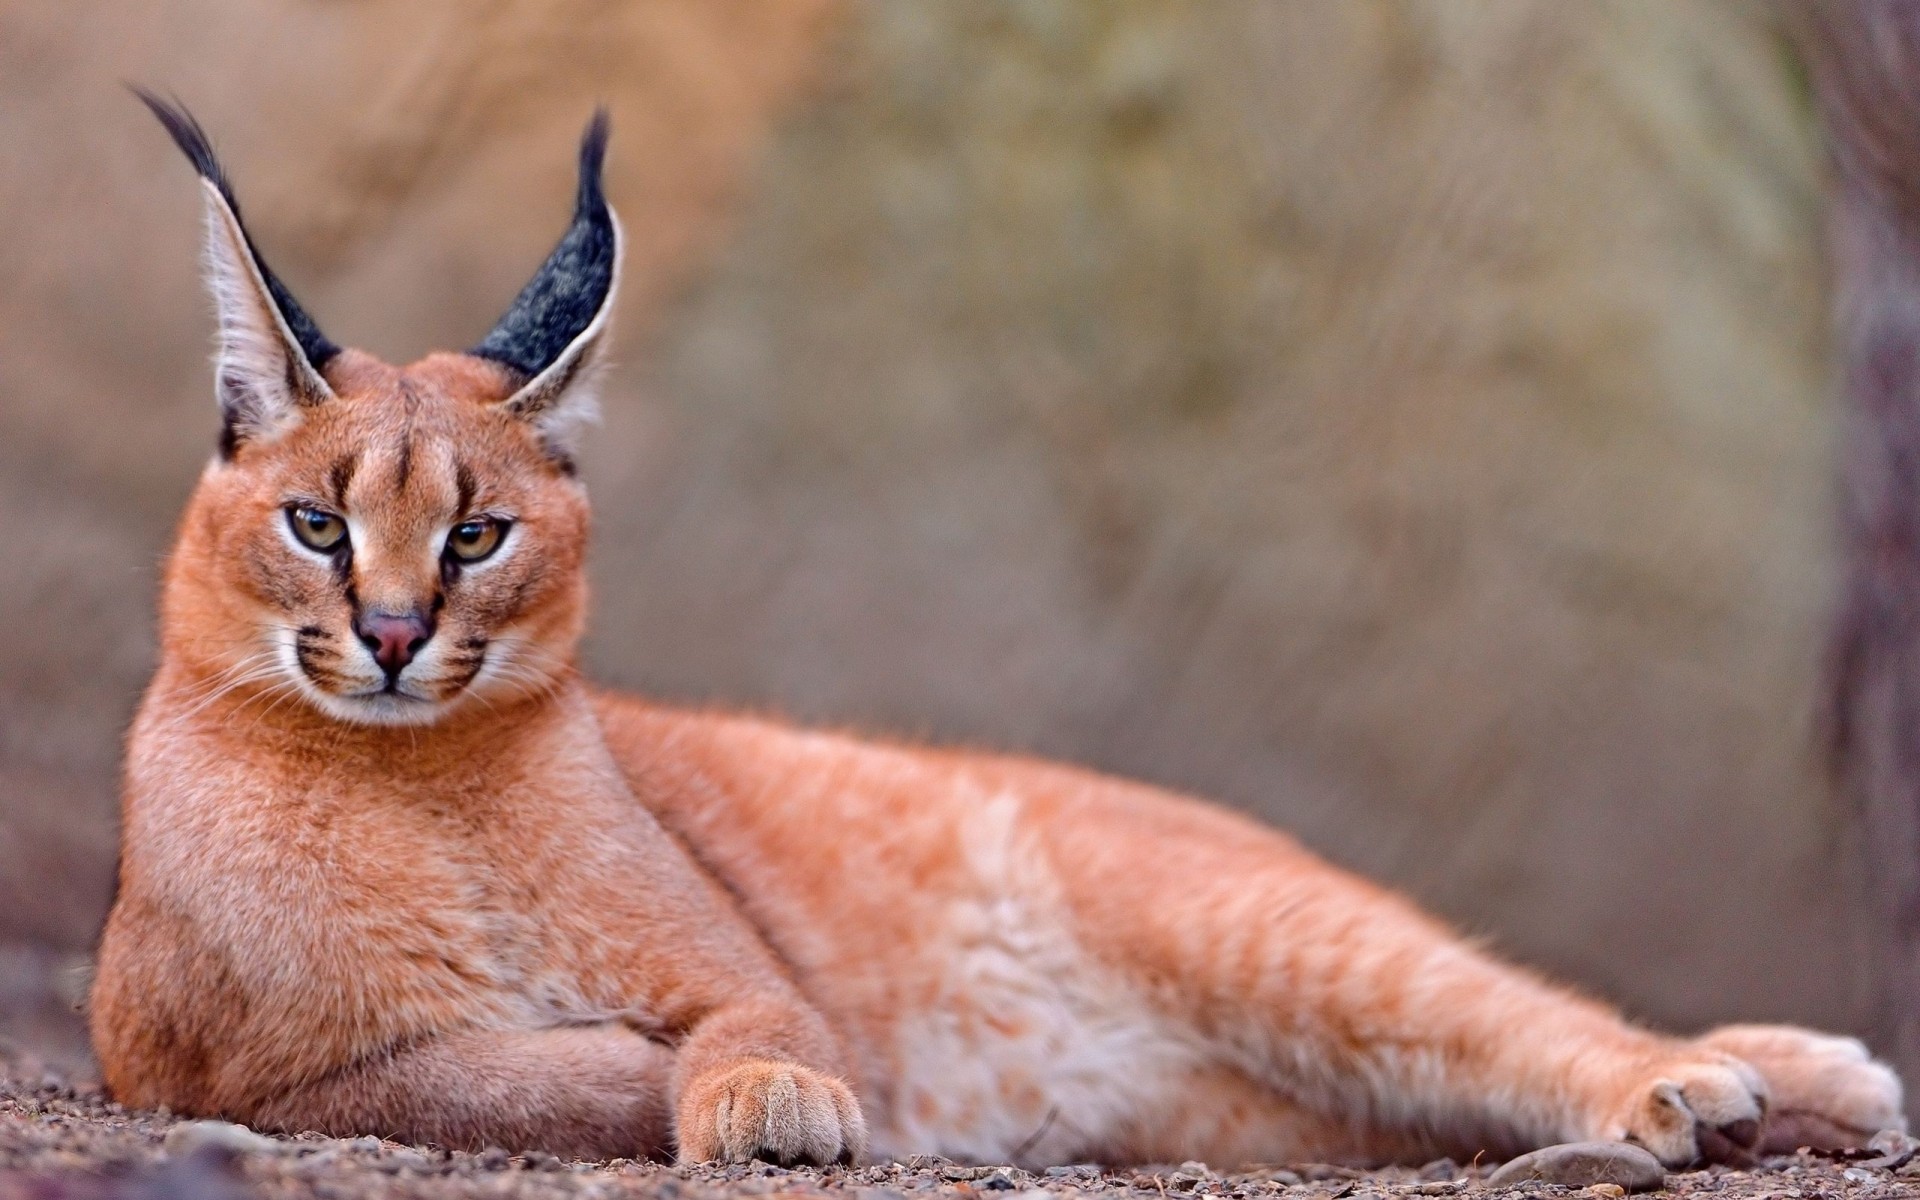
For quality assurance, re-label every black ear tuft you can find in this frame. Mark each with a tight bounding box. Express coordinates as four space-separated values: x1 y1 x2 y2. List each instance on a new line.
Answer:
131 86 340 374
131 86 235 205
471 107 617 383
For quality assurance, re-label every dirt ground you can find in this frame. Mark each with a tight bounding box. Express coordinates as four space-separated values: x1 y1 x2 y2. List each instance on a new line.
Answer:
1 1049 1915 1200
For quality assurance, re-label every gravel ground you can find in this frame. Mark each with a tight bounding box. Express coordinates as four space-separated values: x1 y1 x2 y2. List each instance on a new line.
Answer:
3 1047 1917 1200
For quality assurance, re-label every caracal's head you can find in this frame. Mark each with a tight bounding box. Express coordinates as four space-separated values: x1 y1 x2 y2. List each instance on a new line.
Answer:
139 93 619 727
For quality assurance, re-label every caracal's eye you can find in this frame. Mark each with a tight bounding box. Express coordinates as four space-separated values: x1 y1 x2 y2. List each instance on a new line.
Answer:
446 517 507 563
287 505 348 553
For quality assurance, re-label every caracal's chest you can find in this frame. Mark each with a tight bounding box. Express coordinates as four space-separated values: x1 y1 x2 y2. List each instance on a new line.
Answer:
158 733 683 1030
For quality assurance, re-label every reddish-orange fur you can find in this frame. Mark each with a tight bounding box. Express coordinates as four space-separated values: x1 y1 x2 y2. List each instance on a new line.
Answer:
92 119 1904 1168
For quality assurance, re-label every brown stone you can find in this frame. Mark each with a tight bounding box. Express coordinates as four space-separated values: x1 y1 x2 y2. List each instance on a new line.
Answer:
1486 1142 1665 1192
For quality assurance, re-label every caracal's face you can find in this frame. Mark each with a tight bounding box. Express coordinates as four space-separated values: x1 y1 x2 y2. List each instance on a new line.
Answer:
178 351 591 727
133 96 616 728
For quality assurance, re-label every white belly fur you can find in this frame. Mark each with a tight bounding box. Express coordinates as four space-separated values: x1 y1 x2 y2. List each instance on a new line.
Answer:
875 790 1210 1165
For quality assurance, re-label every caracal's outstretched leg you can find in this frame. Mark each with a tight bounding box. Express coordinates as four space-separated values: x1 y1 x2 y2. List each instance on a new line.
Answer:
1033 783 1903 1165
249 1025 677 1160
1699 1025 1905 1153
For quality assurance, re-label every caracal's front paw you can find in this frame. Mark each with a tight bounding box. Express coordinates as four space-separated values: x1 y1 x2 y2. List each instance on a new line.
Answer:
1698 1024 1905 1153
1591 1049 1770 1166
676 1059 868 1165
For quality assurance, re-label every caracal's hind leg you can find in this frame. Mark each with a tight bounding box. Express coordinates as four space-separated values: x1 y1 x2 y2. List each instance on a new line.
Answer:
248 1025 675 1160
1033 782 1902 1166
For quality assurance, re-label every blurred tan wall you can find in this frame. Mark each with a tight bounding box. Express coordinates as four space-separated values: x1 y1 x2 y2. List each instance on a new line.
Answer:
0 0 1863 1068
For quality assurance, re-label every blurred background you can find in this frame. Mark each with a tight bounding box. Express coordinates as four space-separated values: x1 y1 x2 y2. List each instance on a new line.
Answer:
0 0 1880 1091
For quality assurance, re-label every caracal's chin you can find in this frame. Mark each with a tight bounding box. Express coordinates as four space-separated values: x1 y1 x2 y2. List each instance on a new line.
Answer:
301 684 454 727
292 665 551 727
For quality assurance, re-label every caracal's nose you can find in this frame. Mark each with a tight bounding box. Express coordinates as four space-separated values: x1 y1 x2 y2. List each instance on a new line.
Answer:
354 609 435 677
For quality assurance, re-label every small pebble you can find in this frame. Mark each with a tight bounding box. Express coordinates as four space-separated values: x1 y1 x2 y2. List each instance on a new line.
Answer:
1485 1141 1665 1192
1864 1128 1920 1171
379 1147 435 1173
162 1118 281 1158
1871 1129 1918 1155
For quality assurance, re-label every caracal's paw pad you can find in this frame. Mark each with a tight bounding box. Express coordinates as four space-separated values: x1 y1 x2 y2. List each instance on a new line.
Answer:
1594 1050 1770 1167
1698 1024 1905 1153
676 1060 868 1165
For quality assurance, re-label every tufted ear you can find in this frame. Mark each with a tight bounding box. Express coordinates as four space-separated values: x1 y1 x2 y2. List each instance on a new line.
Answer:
470 108 621 461
134 89 338 456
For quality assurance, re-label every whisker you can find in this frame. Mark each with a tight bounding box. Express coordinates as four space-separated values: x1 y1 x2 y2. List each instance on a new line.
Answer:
174 662 290 721
173 650 281 703
241 677 309 734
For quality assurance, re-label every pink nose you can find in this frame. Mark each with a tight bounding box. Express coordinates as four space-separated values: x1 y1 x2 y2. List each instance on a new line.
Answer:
354 610 434 677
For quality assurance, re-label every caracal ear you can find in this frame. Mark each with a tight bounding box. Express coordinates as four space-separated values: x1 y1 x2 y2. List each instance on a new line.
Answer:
470 107 620 463
134 89 338 456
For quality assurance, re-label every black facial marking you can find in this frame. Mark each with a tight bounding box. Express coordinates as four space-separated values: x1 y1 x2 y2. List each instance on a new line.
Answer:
131 89 340 380
395 380 419 488
455 463 477 516
447 651 487 690
470 108 614 385
328 454 358 508
294 639 339 685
